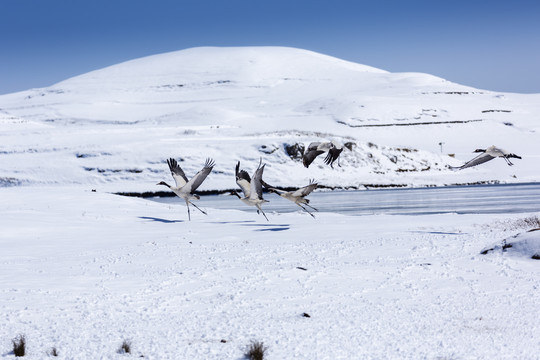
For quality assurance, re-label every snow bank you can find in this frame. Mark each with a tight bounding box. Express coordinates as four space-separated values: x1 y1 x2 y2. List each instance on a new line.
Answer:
482 227 540 260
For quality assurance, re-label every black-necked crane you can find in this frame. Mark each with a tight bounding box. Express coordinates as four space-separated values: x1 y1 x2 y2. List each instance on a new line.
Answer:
233 160 269 221
264 179 319 218
303 140 344 168
452 146 522 170
157 157 215 220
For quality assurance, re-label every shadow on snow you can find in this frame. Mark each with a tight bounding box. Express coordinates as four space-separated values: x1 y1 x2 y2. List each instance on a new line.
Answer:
139 216 185 223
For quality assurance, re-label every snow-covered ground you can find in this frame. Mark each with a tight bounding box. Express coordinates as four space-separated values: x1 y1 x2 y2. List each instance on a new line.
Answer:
1 47 539 359
1 187 539 359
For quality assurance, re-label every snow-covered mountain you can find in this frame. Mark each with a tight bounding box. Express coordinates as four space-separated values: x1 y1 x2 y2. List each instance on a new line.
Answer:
1 46 539 192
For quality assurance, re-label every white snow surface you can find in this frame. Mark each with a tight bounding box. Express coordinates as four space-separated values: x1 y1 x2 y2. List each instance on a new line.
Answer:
0 46 539 192
1 187 540 359
1 47 540 359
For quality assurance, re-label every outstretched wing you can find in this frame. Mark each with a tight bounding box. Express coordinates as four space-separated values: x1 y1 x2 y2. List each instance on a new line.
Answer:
303 143 325 168
458 153 495 170
167 158 189 188
323 147 343 167
291 180 317 197
185 158 215 193
250 163 266 200
235 161 252 197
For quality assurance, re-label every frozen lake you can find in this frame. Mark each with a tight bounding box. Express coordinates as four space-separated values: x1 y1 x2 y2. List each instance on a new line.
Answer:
150 182 540 216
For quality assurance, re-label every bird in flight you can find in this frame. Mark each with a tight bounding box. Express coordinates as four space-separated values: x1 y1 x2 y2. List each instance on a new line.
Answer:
264 179 319 218
233 160 270 221
303 141 344 168
157 158 215 220
451 146 522 170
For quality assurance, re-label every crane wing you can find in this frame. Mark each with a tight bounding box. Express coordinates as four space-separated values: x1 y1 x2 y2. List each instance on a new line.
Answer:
291 181 317 197
458 153 495 170
235 161 252 197
167 158 189 188
303 148 324 168
249 163 265 200
185 158 214 193
323 147 343 166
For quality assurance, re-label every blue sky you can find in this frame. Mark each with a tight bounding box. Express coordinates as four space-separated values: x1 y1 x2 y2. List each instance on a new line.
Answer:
1 0 539 94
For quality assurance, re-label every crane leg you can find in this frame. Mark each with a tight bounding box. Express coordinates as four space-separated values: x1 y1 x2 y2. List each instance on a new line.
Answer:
256 204 269 221
298 204 315 218
503 156 514 166
190 201 207 215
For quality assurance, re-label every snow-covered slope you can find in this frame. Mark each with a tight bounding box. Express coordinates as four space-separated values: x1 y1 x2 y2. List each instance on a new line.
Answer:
1 46 539 192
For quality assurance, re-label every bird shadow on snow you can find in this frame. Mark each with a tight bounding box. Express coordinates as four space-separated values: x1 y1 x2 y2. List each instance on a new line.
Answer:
209 220 258 224
409 231 467 236
137 218 288 231
138 216 184 223
255 227 290 232
241 223 291 232
209 220 290 231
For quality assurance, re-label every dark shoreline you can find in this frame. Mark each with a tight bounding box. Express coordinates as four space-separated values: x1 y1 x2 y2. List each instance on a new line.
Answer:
114 180 540 198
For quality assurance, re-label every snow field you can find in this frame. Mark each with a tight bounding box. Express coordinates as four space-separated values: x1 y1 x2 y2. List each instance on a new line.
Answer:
1 187 539 359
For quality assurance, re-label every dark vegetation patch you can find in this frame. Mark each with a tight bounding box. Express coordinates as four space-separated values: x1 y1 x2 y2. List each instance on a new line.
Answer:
425 91 485 95
337 119 483 128
84 167 143 174
76 152 112 158
12 334 26 357
245 341 268 360
394 147 417 153
156 84 185 89
118 339 132 354
25 89 65 99
259 144 279 154
0 177 23 187
284 143 305 160
506 216 540 231
395 167 431 172
344 141 355 151
154 80 232 90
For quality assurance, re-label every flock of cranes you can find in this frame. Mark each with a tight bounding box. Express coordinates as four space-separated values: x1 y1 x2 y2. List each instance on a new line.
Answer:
157 142 522 221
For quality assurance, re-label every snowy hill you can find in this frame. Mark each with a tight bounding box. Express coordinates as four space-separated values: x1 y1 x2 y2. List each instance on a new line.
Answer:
1 46 539 192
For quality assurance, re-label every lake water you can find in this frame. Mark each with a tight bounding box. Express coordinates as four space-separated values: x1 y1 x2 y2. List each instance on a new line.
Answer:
150 183 540 216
